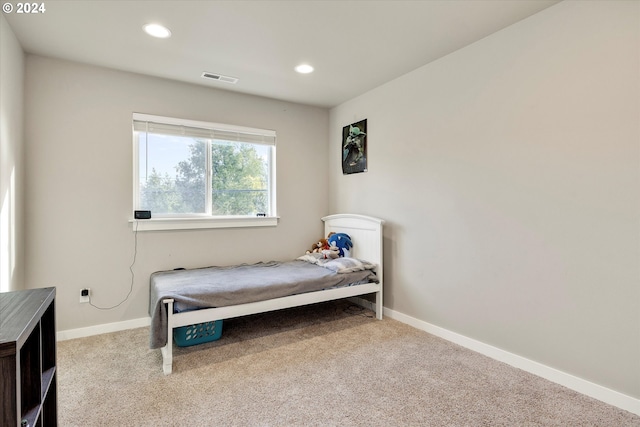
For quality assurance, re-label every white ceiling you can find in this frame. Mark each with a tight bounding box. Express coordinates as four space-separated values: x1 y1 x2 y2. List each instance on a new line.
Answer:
4 0 559 108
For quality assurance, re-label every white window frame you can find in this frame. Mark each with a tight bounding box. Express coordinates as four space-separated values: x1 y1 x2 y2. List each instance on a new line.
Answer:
131 113 277 231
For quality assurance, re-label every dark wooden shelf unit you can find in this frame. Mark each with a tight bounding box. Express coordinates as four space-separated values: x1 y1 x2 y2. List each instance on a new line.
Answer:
0 287 57 427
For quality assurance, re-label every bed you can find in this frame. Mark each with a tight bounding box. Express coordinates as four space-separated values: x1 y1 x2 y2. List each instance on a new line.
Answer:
149 213 384 374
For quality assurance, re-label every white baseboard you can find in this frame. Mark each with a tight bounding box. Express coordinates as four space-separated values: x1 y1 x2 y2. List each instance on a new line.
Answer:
57 317 150 341
55 298 369 342
383 307 640 417
55 304 639 416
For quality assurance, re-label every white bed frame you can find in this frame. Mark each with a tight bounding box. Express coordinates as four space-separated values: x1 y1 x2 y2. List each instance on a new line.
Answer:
160 213 384 374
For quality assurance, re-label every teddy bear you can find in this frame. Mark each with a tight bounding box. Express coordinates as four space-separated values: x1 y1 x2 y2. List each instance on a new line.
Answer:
321 245 340 259
307 238 329 254
306 231 341 255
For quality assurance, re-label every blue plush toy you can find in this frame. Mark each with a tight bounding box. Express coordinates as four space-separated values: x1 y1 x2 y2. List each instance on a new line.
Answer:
327 233 353 258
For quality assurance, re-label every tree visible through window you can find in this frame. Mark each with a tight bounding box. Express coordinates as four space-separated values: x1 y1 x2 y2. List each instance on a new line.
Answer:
133 114 275 218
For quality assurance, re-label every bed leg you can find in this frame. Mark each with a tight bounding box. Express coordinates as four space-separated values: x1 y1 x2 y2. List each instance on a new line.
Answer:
162 299 175 374
161 344 173 375
375 291 383 320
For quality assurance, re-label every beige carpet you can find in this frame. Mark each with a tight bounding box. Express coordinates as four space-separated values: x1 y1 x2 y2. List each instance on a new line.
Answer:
57 301 639 426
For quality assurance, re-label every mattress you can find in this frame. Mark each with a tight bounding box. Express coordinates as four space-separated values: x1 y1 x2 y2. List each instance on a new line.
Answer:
149 260 378 348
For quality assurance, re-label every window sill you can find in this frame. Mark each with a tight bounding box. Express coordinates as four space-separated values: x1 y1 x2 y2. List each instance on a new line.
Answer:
129 216 279 231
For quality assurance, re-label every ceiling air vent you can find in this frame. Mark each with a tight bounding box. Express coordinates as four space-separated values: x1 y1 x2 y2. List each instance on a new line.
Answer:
201 72 238 84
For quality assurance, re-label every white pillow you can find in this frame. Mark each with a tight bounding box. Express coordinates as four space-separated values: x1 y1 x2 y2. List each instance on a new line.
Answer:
319 257 377 273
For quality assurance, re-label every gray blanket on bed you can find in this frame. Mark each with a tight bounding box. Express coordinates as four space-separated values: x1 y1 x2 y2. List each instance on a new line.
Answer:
149 260 377 349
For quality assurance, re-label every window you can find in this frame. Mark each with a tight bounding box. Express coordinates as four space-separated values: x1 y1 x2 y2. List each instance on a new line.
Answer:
132 113 276 230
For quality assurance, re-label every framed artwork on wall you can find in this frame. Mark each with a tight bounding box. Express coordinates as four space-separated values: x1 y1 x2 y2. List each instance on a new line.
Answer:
342 119 367 175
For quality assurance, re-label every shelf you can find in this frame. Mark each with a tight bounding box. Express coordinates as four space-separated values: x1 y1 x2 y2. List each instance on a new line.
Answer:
21 404 41 427
42 367 56 399
0 287 57 427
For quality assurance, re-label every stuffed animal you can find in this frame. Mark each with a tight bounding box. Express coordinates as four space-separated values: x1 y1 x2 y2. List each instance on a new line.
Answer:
307 238 329 254
321 246 340 259
306 232 341 255
327 233 353 257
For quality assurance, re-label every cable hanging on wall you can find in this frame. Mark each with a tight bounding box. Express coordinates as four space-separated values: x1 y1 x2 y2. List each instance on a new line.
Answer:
89 220 139 310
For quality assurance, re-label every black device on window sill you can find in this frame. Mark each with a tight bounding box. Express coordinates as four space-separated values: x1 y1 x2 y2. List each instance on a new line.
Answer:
134 210 152 219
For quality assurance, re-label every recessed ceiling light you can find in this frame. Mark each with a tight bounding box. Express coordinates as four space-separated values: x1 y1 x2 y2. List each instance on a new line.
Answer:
143 23 172 39
295 64 314 74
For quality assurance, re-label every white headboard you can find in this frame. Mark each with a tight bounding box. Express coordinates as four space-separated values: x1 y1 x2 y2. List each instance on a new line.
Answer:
322 214 385 284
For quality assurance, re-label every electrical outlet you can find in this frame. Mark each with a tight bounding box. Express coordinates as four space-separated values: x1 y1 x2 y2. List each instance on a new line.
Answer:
79 288 90 303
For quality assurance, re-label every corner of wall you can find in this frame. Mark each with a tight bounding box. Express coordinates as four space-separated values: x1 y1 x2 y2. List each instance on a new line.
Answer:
0 15 26 291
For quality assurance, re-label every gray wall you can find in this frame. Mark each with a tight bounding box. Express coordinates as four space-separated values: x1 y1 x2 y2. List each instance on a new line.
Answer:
0 15 25 292
329 1 639 398
24 56 330 332
14 0 640 403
